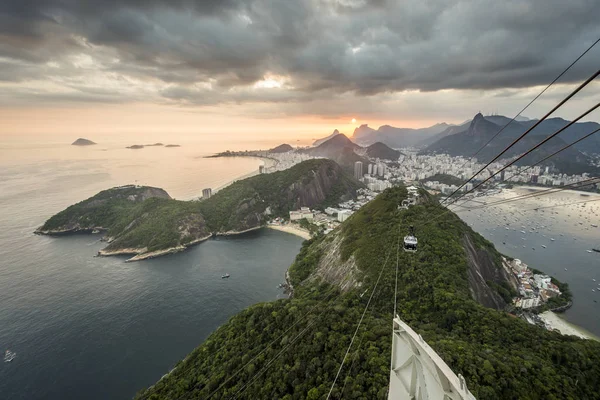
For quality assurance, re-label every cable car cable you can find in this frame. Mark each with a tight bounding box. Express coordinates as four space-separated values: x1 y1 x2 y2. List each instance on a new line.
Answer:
326 241 395 399
441 68 600 204
445 101 600 209
451 36 600 177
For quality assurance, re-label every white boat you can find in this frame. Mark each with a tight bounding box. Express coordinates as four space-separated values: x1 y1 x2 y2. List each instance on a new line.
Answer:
4 350 16 362
541 245 546 248
550 238 555 241
587 250 592 253
221 273 230 279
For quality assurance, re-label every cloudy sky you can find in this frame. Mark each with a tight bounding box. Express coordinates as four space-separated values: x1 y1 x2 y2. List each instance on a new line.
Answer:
1 0 599 139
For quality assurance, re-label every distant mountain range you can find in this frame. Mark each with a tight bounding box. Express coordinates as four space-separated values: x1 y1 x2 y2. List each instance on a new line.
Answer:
421 113 600 175
310 113 599 175
351 123 450 148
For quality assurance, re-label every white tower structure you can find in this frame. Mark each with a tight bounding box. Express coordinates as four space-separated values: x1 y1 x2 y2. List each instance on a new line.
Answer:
354 161 364 180
388 317 476 400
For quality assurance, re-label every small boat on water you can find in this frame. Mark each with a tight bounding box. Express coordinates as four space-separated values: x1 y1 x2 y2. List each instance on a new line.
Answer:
541 245 546 248
4 350 16 363
221 273 230 279
587 250 593 253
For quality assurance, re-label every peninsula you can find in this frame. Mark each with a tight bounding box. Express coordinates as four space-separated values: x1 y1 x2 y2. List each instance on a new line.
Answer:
36 159 361 261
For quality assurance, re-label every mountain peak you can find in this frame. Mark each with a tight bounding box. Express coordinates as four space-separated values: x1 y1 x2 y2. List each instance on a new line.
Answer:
467 113 488 136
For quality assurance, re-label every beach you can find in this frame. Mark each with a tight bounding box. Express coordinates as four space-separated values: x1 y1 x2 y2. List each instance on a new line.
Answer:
267 224 311 240
539 311 598 340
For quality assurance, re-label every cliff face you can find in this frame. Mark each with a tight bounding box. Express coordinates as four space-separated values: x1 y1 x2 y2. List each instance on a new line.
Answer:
285 160 357 209
462 233 514 310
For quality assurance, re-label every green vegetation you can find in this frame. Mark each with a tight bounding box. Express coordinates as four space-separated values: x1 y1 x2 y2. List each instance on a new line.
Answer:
136 186 600 399
38 159 360 256
296 218 322 237
421 173 463 186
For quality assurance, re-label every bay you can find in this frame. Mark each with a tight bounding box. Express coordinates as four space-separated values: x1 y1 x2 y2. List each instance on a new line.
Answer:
0 139 303 400
458 187 600 337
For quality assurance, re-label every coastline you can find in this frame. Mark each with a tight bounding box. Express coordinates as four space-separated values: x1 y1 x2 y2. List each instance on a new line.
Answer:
97 235 213 262
211 156 279 194
538 311 599 341
266 224 311 240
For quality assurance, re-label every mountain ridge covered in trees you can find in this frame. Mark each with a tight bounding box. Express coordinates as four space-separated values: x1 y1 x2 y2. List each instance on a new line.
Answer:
135 186 600 399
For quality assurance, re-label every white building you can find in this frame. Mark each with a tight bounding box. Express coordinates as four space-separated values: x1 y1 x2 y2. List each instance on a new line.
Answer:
290 207 314 221
337 209 353 222
354 161 363 181
533 274 552 289
378 163 386 177
517 297 540 309
324 207 339 215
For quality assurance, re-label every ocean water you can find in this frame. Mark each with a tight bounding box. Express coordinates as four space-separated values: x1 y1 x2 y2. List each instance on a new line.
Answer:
458 187 600 337
0 139 304 400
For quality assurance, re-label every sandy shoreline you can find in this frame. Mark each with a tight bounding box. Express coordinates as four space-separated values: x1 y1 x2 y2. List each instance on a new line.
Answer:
539 311 598 341
267 224 311 240
211 156 278 194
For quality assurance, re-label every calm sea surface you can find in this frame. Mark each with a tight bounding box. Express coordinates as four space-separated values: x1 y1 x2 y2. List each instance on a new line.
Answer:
0 139 304 400
458 188 600 337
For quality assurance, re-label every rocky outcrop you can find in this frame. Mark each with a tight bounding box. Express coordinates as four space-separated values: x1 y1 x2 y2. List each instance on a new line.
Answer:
295 232 361 293
462 233 516 310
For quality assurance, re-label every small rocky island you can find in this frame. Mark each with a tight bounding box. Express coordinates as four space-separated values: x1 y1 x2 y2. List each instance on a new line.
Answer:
127 144 145 149
71 138 96 146
165 144 181 148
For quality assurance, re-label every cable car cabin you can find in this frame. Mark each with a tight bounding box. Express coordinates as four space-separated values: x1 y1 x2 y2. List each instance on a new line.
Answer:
403 235 418 252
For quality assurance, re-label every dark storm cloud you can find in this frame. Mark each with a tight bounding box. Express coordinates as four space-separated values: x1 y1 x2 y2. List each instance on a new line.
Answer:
0 0 599 105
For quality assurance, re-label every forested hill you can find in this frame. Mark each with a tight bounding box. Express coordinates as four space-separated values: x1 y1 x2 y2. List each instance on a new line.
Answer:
135 187 600 399
36 159 361 260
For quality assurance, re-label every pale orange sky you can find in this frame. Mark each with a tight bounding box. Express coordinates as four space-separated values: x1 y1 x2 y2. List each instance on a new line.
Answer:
0 103 441 143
